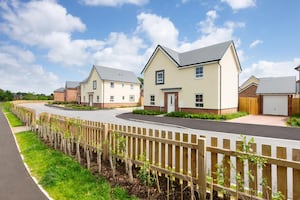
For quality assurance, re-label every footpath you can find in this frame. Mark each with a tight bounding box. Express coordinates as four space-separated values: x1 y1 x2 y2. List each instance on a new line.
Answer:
0 111 49 200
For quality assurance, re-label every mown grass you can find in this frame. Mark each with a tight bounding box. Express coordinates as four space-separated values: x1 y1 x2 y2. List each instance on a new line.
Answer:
1 102 23 127
16 131 136 200
287 114 300 127
132 109 165 115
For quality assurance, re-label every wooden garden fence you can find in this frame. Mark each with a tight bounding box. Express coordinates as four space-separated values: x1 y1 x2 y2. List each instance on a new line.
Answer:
12 104 300 200
238 97 259 115
292 98 300 115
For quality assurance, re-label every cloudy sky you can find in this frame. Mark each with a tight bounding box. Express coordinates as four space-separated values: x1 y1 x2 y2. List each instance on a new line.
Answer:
0 0 300 94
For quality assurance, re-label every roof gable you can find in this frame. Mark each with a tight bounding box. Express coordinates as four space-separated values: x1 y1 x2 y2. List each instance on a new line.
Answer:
142 40 239 73
256 76 296 94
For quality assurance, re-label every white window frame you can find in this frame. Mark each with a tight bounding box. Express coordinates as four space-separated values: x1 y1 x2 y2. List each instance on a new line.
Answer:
130 83 134 89
93 80 97 90
150 95 155 105
195 94 204 108
129 95 135 102
97 95 99 102
155 70 164 84
110 96 114 102
195 66 203 78
110 82 114 88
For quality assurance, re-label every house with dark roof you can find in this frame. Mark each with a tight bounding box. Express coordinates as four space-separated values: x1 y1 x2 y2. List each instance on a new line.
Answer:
256 76 296 116
80 65 140 108
141 41 242 114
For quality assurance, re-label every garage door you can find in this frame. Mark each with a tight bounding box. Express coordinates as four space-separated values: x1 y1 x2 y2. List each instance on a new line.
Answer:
263 96 288 116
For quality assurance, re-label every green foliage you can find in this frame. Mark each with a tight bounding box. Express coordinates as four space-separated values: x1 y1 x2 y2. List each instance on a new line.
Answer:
287 114 300 127
132 109 165 115
137 153 155 186
16 131 134 200
272 191 285 200
2 101 13 112
165 111 248 120
0 89 13 101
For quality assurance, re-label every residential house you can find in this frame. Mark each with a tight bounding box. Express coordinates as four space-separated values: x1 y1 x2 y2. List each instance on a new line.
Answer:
80 65 140 108
141 40 241 114
239 75 259 97
53 87 65 102
65 81 80 102
256 76 296 116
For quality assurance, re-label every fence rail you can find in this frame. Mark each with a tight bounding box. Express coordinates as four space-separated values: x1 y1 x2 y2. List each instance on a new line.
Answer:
11 103 300 200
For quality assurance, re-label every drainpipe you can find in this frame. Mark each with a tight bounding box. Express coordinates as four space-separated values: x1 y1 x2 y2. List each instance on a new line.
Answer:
102 80 105 109
219 62 222 115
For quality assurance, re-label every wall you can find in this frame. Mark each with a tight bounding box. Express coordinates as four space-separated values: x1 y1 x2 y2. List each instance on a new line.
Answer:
54 92 64 102
65 88 78 102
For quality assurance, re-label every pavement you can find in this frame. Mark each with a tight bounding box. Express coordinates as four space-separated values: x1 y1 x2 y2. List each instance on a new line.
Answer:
228 115 288 127
0 111 49 200
117 113 300 141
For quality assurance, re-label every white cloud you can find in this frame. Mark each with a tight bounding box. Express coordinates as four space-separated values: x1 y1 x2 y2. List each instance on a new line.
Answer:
80 0 148 6
136 12 179 48
179 10 244 52
240 58 300 84
92 32 146 72
249 39 263 48
221 0 256 10
0 44 61 94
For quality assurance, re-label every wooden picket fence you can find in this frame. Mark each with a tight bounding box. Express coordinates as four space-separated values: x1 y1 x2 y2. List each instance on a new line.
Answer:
11 104 300 200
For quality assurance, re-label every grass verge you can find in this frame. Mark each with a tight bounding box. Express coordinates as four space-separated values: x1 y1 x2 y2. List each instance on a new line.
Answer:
16 131 136 200
132 109 165 115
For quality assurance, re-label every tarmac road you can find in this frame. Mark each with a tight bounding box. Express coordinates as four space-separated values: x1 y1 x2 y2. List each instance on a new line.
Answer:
0 111 49 200
118 113 300 141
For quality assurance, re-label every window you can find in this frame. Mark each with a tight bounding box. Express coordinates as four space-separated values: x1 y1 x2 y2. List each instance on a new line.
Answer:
110 82 114 88
122 96 125 101
93 80 97 90
195 94 204 107
110 96 114 102
97 96 99 102
195 66 203 78
150 95 155 105
130 83 134 89
155 70 164 84
129 95 135 102
122 83 124 87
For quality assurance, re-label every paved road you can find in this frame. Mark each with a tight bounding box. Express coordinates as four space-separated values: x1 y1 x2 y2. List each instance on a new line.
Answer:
118 113 300 141
0 111 49 200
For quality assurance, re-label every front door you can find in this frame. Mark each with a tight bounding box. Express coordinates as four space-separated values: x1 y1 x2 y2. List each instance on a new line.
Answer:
167 94 175 113
89 95 93 107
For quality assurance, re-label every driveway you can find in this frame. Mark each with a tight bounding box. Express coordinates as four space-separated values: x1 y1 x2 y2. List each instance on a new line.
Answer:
228 115 288 127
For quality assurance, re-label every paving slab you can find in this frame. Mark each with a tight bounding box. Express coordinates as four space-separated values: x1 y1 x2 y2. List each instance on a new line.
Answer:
0 111 49 200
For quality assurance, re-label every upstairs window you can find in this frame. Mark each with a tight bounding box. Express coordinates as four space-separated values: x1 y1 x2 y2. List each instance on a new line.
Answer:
110 82 114 88
130 83 134 89
150 95 155 105
155 70 164 85
195 66 203 78
195 94 204 108
93 80 97 90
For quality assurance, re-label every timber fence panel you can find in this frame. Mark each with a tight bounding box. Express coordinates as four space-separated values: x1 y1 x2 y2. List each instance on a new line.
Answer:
236 140 245 193
293 149 300 199
238 97 259 115
211 137 218 184
292 98 300 115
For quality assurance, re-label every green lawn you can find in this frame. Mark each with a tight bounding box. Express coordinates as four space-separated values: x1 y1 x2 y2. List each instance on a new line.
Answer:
5 112 23 127
16 131 136 200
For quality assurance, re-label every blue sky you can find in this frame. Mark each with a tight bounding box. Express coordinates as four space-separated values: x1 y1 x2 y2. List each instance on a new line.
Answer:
0 0 300 94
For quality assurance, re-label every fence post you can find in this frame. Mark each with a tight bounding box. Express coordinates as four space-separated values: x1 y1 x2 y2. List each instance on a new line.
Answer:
197 137 206 200
277 146 287 198
102 123 109 160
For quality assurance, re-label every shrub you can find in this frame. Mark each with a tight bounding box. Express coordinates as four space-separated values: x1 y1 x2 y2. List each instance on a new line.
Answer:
165 111 247 120
132 109 165 115
287 114 300 127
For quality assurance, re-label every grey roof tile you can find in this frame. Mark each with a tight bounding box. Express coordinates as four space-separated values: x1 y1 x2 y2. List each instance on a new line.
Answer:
66 81 80 88
94 65 140 83
256 76 296 94
161 40 233 67
54 87 65 92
